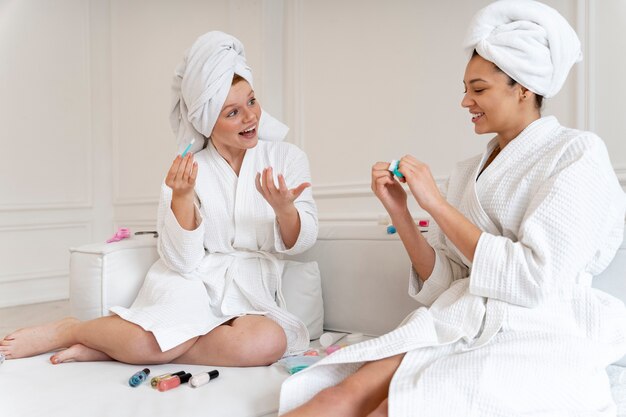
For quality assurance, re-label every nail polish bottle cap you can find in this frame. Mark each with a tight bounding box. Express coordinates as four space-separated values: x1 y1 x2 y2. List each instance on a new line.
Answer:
141 368 150 375
172 370 186 377
208 370 219 380
179 373 192 384
346 332 364 343
319 332 344 348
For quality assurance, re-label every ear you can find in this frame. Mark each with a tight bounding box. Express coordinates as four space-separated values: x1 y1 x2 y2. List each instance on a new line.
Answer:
519 87 531 101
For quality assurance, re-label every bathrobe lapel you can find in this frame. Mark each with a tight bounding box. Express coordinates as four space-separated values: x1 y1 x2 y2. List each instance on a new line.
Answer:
200 142 238 252
452 143 502 267
232 145 258 250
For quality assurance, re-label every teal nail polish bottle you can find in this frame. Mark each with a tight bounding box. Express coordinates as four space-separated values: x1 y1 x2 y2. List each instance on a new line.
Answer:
129 368 150 387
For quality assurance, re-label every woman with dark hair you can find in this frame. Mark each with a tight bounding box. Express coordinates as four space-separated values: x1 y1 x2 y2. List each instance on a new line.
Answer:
278 1 626 416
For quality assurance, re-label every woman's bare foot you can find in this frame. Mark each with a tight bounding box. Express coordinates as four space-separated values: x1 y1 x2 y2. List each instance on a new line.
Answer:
50 343 112 364
0 317 80 359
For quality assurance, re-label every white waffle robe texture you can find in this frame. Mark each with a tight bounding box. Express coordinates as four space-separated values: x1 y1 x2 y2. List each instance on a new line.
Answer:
279 117 626 416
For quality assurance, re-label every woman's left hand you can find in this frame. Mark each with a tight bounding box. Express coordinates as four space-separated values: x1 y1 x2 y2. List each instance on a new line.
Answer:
255 167 311 216
397 155 445 213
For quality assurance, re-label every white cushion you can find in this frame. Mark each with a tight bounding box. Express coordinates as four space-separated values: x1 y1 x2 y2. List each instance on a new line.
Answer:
282 260 324 339
69 237 324 340
0 353 286 417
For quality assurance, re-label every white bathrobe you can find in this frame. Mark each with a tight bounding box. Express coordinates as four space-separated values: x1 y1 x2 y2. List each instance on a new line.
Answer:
111 140 318 355
279 116 626 416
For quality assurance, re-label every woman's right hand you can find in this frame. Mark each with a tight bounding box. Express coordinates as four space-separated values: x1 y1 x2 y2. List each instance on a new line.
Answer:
371 162 408 215
165 153 198 201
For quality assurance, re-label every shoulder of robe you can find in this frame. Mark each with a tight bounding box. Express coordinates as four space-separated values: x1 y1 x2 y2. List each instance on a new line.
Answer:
553 128 610 167
452 153 483 177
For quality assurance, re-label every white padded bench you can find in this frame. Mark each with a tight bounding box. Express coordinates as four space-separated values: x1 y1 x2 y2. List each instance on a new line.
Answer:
2 224 625 417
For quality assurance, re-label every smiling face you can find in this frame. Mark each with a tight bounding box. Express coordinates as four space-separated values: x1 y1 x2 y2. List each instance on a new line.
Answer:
461 54 539 142
210 78 261 157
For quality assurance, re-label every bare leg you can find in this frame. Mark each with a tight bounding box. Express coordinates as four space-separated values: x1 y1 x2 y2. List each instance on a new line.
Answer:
172 315 287 366
0 315 195 365
50 344 112 364
0 317 80 359
366 398 389 417
72 315 197 364
282 354 404 417
2 314 286 367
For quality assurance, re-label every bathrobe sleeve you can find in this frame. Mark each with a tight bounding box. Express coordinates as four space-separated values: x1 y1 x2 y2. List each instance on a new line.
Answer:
156 182 206 275
409 179 471 307
273 145 318 255
470 134 626 307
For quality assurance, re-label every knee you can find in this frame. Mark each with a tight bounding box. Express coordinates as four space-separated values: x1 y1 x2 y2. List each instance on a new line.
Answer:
251 324 287 365
237 319 287 365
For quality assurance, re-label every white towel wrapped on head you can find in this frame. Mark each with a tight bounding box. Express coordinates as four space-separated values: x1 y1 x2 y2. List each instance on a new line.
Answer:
170 31 288 155
463 0 582 98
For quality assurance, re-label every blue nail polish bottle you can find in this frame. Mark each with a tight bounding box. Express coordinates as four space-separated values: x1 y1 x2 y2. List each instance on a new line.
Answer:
129 368 150 387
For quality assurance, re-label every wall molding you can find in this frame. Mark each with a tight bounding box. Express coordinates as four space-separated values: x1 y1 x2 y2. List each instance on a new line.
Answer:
114 196 159 206
111 169 624 205
0 1 95 213
260 0 285 120
313 182 372 199
0 269 67 285
283 0 304 148
313 177 447 199
0 221 91 284
0 221 92 233
114 219 157 232
0 275 68 308
0 201 93 212
575 0 591 131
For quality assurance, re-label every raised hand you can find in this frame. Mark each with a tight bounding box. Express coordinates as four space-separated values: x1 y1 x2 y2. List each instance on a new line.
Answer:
255 167 310 216
371 162 408 216
165 153 199 230
165 153 198 201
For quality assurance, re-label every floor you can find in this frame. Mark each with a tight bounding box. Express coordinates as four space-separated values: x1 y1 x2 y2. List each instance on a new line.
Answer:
0 299 71 337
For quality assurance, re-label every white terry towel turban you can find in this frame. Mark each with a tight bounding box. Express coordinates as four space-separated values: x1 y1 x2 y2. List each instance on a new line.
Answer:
170 31 289 155
463 0 582 98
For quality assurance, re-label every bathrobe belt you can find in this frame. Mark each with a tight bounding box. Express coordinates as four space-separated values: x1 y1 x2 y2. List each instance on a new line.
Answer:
464 298 506 351
220 250 287 308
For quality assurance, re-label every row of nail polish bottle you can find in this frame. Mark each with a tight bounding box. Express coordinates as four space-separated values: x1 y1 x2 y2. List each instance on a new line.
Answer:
151 370 219 391
129 368 219 390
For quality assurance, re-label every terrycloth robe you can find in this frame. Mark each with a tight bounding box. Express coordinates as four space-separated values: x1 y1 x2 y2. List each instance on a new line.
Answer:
279 116 626 416
111 140 318 354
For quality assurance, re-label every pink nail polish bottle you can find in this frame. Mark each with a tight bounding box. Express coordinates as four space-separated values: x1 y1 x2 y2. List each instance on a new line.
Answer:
157 372 192 392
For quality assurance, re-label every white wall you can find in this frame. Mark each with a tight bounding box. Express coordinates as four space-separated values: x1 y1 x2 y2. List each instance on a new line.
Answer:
1 0 624 307
0 0 96 306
